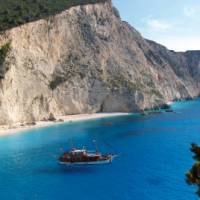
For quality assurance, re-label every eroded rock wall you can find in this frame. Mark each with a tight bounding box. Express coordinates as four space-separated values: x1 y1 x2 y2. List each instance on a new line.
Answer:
0 0 200 125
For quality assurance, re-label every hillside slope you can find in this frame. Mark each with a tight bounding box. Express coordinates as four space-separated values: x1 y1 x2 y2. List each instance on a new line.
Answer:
0 0 200 125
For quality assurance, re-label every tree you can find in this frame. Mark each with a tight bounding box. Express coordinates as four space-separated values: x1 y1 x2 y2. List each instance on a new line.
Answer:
186 143 200 196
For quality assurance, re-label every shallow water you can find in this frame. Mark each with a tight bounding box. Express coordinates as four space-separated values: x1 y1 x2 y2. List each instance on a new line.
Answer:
0 99 200 200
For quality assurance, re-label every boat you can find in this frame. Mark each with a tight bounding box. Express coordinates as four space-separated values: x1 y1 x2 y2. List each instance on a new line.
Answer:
59 148 117 165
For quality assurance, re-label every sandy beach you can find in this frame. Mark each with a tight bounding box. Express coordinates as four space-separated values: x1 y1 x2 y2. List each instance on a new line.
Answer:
0 113 130 137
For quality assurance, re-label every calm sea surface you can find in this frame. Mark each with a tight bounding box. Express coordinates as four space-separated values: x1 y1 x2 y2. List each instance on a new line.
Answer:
0 99 200 200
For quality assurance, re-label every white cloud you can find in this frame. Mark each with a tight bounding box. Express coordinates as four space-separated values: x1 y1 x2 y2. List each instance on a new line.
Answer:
156 36 200 51
184 6 200 17
184 7 195 17
146 17 172 31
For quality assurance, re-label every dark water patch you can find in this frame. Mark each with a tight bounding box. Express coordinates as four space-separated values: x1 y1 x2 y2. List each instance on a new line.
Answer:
36 165 98 175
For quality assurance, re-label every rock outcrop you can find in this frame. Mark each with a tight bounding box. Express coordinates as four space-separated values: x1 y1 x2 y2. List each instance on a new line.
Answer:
0 0 200 125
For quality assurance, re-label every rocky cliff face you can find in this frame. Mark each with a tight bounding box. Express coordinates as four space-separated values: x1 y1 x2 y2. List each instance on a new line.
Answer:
0 0 200 125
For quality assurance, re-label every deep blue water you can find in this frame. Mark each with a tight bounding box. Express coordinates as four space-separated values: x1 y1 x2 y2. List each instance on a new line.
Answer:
1 99 200 200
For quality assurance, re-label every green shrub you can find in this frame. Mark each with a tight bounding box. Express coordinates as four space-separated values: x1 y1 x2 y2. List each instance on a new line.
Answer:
0 42 10 65
49 77 64 90
0 42 11 79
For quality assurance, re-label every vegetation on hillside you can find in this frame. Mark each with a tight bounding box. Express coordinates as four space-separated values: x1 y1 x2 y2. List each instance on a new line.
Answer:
0 42 11 79
0 42 10 64
0 0 107 32
186 143 200 197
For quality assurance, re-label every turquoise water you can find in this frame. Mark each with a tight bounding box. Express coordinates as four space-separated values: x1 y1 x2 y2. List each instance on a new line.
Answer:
0 99 200 200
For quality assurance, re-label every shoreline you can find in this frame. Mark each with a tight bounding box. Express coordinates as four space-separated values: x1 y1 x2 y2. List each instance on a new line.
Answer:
0 113 130 137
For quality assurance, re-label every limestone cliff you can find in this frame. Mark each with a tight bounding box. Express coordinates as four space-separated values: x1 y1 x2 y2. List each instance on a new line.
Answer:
0 0 200 125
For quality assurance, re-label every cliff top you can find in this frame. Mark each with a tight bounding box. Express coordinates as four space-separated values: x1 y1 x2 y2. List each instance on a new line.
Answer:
0 0 107 32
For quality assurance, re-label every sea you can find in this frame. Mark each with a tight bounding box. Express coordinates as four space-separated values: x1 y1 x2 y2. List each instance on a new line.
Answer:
0 99 200 200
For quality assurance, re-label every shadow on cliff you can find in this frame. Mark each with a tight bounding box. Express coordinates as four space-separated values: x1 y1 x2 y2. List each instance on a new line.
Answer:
0 0 107 32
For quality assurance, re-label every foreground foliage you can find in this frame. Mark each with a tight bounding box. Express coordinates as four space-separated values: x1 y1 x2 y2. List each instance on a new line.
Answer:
186 143 200 196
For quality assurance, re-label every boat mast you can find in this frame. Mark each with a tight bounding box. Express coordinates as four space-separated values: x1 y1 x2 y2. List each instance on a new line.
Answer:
68 139 75 149
92 140 99 153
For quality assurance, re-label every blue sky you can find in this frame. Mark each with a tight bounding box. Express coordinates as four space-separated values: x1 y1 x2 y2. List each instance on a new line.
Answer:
113 0 200 51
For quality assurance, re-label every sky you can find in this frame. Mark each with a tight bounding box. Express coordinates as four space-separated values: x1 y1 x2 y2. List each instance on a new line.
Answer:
113 0 200 51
